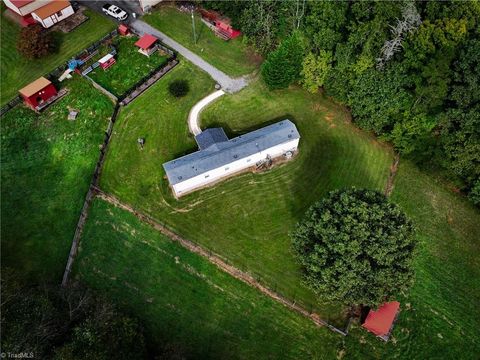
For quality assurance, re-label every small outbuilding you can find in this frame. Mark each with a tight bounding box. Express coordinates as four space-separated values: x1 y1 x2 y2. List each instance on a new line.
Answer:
362 301 400 341
134 34 158 56
98 53 116 70
118 24 130 36
19 77 58 110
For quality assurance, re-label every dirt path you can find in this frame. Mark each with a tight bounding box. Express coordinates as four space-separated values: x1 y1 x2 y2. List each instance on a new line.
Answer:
94 188 348 336
384 153 400 197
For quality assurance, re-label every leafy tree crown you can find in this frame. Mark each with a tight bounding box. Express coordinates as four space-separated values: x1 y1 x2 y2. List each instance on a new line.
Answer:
292 188 416 307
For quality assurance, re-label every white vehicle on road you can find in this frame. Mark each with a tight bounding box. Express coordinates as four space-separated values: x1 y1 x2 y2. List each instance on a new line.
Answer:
102 4 128 21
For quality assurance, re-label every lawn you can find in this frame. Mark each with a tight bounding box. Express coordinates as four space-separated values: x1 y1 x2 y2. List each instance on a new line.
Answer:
143 6 259 77
339 162 480 359
74 198 343 359
0 77 114 282
101 62 393 324
0 8 115 105
88 36 169 97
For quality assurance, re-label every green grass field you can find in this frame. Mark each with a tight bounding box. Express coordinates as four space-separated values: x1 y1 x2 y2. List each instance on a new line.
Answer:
88 36 169 97
101 62 393 323
143 6 259 77
75 198 343 359
338 162 480 359
0 77 114 281
0 8 115 105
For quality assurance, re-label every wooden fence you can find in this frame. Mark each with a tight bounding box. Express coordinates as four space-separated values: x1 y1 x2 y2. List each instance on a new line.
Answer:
61 103 121 287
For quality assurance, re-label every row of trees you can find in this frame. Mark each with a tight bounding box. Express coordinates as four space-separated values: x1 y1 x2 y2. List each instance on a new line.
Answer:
204 0 480 205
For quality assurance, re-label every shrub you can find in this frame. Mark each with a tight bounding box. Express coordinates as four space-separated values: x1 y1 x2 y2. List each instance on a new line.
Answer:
291 188 416 307
168 80 189 97
17 24 55 59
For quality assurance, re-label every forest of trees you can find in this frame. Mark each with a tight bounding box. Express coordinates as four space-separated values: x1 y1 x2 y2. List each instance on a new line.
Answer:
203 0 480 205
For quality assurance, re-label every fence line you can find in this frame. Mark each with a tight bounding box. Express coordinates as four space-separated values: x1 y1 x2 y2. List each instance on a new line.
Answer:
83 75 119 102
61 103 120 287
94 189 349 336
0 30 119 117
120 59 179 105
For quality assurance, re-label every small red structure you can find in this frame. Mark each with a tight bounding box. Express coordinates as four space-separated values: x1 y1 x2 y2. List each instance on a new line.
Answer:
19 77 57 110
135 34 158 56
118 24 130 36
199 9 241 40
362 301 400 341
98 53 116 70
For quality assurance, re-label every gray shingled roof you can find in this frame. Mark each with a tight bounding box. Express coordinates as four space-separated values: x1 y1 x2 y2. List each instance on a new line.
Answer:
195 128 228 149
163 120 300 185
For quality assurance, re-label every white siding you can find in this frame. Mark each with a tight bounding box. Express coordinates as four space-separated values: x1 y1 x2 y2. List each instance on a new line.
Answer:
4 0 47 16
32 5 74 28
138 0 162 12
172 138 299 196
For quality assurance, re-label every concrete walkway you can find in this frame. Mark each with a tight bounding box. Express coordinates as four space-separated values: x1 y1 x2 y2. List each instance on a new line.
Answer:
131 20 249 93
188 90 225 135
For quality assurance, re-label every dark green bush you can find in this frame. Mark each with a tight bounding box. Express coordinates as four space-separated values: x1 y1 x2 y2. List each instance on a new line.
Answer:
168 80 189 98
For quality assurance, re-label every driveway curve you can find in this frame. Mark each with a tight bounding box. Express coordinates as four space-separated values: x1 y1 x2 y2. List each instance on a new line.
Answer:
131 20 249 93
188 90 225 136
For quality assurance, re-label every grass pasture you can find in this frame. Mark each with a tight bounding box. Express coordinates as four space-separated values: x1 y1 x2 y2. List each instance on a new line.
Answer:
88 36 169 97
0 77 114 281
101 63 393 323
75 198 342 359
143 6 259 77
0 8 115 105
338 162 480 359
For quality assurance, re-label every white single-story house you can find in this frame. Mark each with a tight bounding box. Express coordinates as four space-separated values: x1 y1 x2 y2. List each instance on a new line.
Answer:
163 120 300 197
3 0 74 28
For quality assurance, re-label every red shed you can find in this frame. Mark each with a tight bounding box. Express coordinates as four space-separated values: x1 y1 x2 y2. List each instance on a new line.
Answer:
19 77 57 110
118 24 130 36
135 34 158 56
362 301 400 341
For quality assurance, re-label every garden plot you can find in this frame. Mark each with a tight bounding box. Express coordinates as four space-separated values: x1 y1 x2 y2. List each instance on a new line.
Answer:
86 36 169 97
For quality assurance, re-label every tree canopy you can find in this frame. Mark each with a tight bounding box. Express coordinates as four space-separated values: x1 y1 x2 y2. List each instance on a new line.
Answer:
17 24 55 59
292 189 416 307
207 0 480 205
1 269 147 360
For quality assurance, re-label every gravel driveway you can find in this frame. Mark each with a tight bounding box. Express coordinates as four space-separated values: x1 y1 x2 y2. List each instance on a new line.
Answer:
130 20 249 93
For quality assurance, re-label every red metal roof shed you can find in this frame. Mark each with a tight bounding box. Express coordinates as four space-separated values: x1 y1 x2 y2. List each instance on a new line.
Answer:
135 34 158 50
19 77 58 110
362 301 400 340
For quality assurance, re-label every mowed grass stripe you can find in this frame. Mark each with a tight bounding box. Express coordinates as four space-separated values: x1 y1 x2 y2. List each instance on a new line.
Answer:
75 198 341 359
101 62 393 323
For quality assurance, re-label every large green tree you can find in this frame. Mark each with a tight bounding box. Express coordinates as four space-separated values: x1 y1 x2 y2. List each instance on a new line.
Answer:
292 189 416 307
261 32 304 90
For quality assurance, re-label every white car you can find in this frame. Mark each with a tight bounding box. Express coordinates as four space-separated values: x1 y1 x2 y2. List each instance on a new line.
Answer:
102 4 129 21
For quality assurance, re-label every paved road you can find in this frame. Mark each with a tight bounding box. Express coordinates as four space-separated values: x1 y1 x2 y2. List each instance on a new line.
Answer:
78 0 142 24
131 20 249 93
